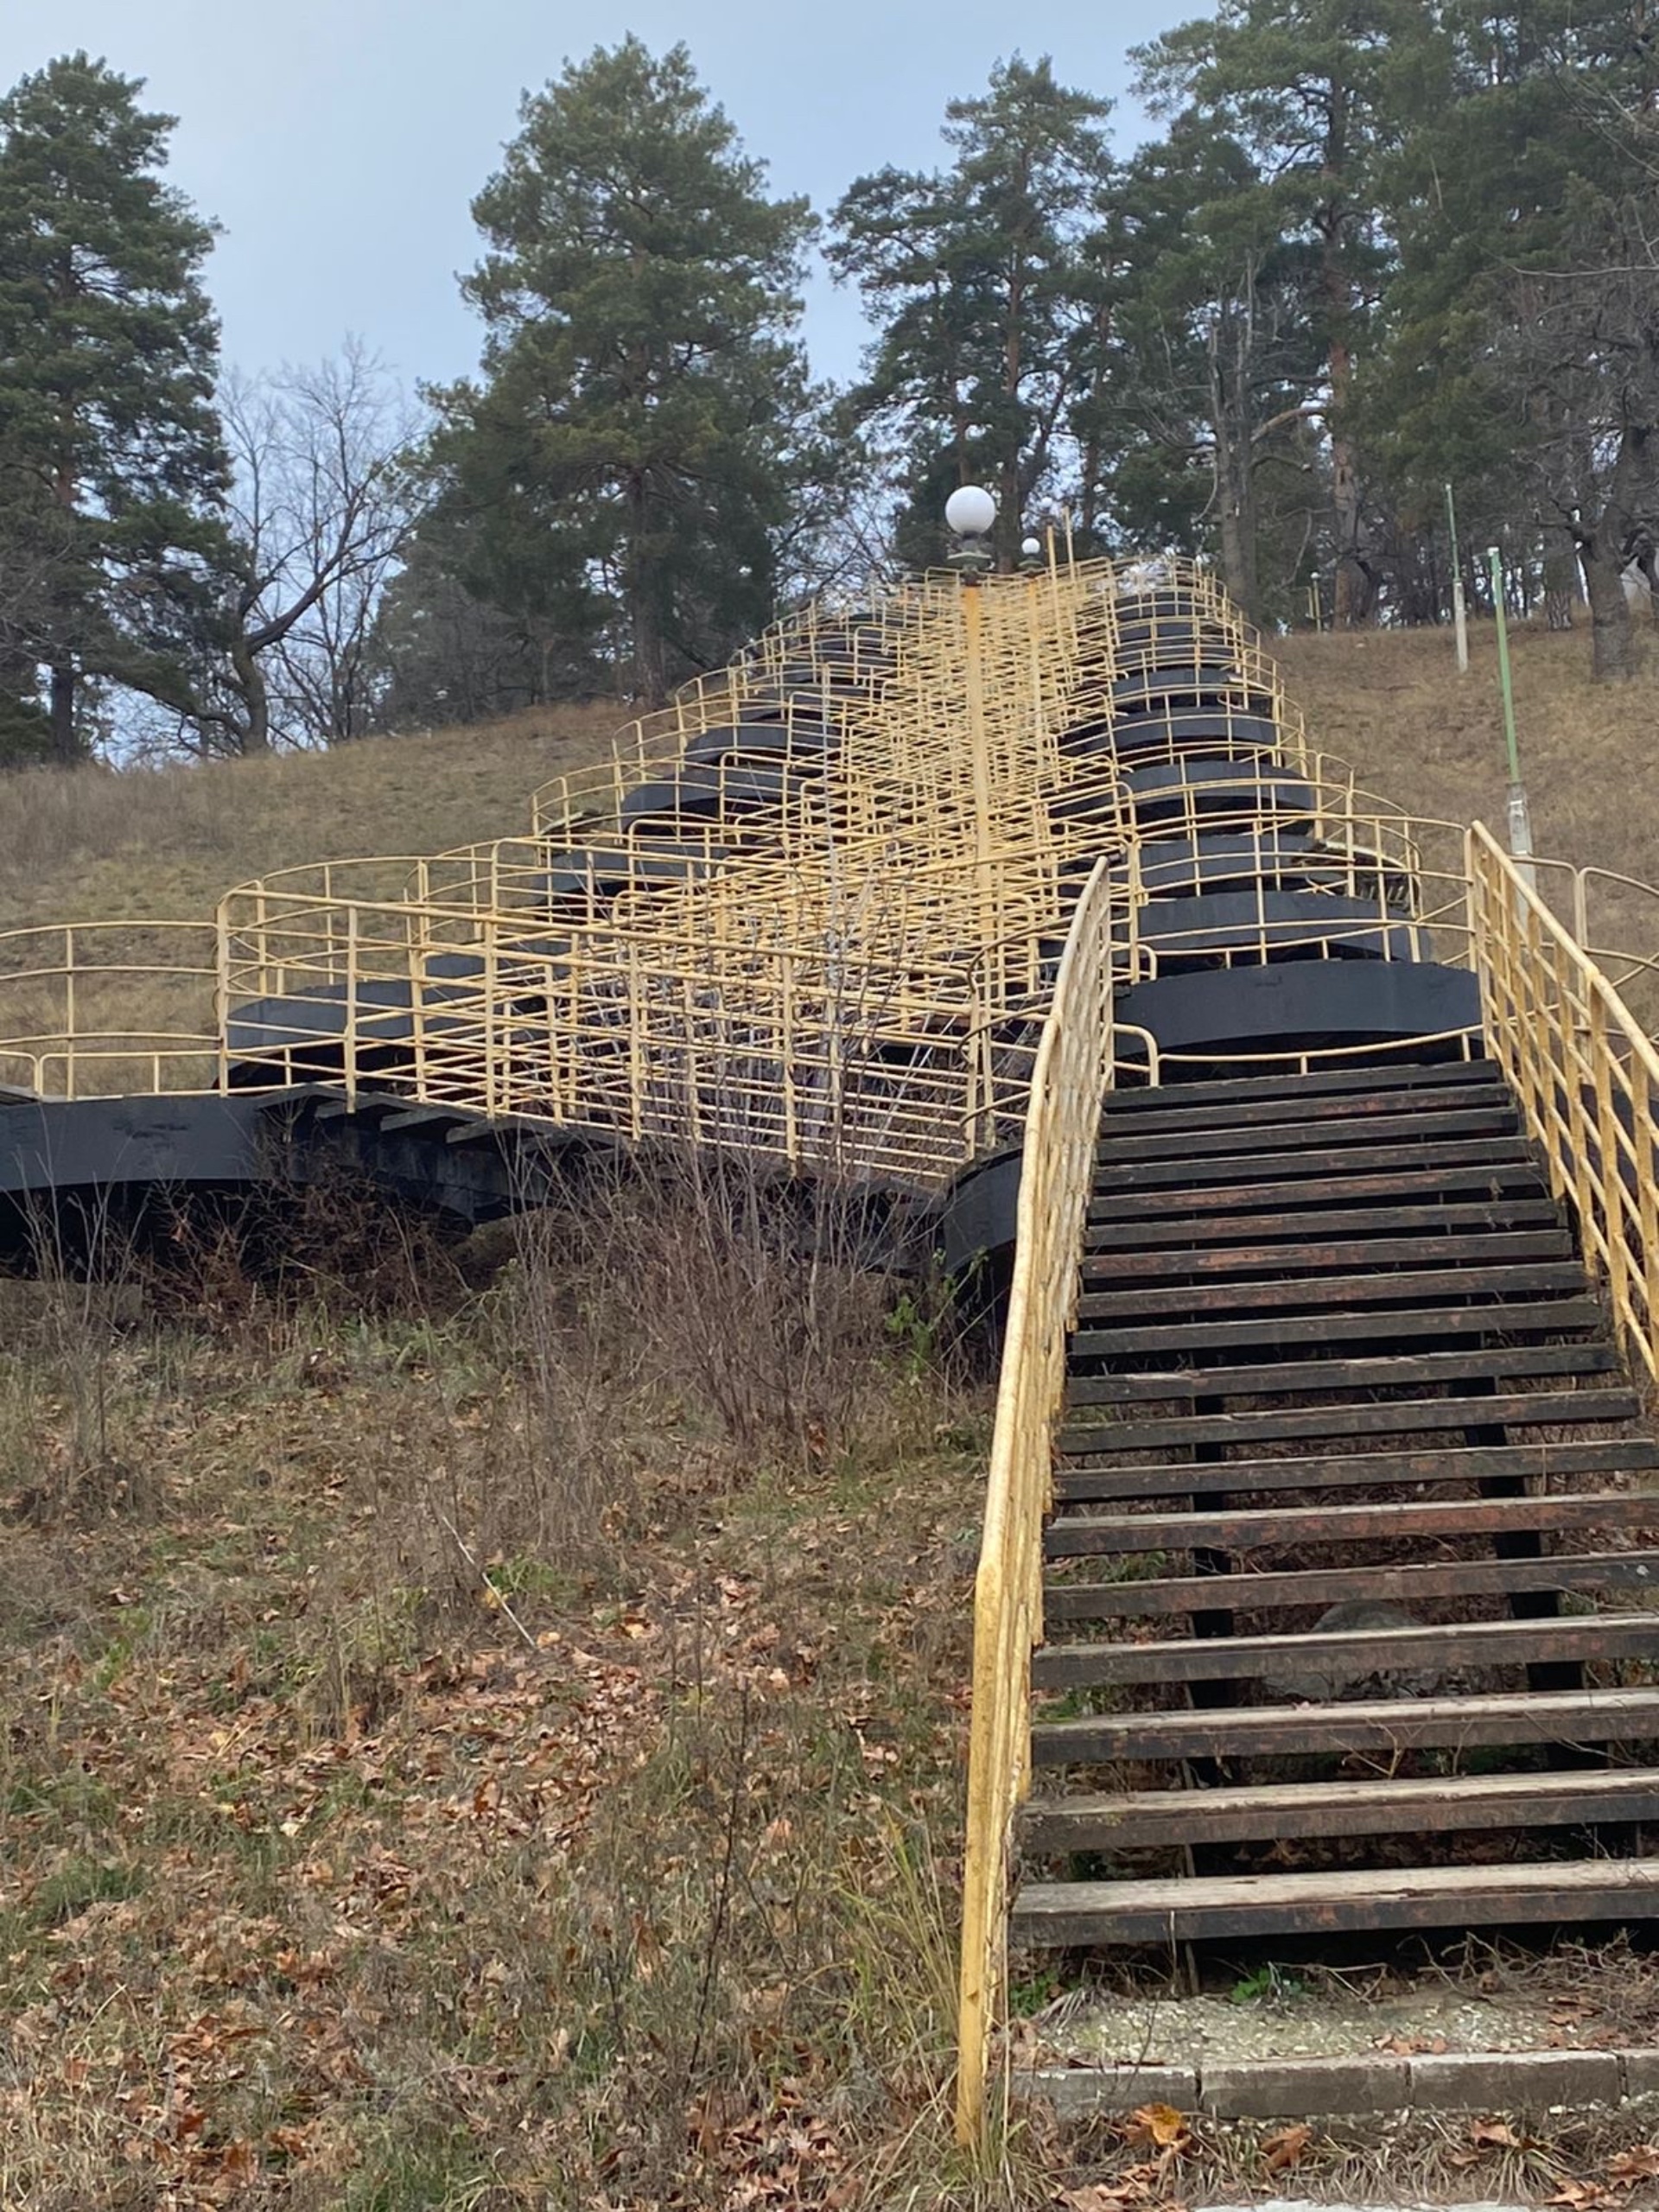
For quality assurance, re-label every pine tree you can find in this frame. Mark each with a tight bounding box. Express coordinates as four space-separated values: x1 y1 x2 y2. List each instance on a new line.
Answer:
1075 116 1323 619
1363 0 1659 677
1134 1 1425 623
831 57 1114 568
430 39 818 709
0 54 227 761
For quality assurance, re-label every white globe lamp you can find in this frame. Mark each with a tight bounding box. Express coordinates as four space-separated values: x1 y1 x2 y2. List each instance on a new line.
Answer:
945 484 997 574
945 484 997 538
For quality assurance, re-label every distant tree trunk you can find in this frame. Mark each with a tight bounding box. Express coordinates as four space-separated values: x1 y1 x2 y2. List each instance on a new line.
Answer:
1208 295 1260 623
48 660 75 765
231 625 271 751
627 474 668 709
1542 531 1577 630
1578 531 1635 681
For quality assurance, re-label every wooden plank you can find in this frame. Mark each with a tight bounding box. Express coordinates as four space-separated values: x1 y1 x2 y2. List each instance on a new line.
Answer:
1011 1858 1659 1946
1077 1263 1588 1323
1058 1388 1639 1459
1044 1491 1659 1559
1084 1198 1563 1249
1091 1081 1510 1141
1030 1686 1659 1765
1088 1162 1549 1224
1094 1106 1518 1166
1080 1231 1572 1282
1097 1059 1502 1116
1065 1344 1617 1407
1088 1137 1532 1194
1052 1436 1656 1503
1019 1768 1659 1853
1071 1299 1605 1359
1031 1613 1659 1690
1043 1551 1659 1622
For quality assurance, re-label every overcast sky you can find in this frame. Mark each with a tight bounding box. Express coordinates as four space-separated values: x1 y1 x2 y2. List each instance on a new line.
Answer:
2 0 1205 393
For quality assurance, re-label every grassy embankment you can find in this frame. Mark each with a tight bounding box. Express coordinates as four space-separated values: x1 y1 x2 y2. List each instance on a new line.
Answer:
3 626 1659 2207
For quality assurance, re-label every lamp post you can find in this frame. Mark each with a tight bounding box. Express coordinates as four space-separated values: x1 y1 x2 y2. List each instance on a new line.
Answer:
1487 543 1535 890
947 485 999 968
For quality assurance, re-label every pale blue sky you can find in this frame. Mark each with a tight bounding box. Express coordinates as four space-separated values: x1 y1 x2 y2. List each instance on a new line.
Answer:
1 0 1205 390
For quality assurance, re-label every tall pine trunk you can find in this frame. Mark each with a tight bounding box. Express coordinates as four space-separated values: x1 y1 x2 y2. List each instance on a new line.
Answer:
48 661 76 766
1579 533 1635 682
627 473 667 709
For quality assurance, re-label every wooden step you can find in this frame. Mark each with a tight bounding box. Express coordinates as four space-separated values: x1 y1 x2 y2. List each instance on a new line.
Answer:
1043 1550 1659 1623
1096 1059 1502 1115
1032 1613 1659 1691
1080 1231 1573 1283
1011 1858 1659 1947
1094 1106 1518 1166
1071 1298 1605 1359
1084 1198 1563 1249
1092 1081 1510 1141
1031 1686 1659 1766
1088 1136 1534 1194
1052 1434 1657 1503
1044 1491 1659 1560
1087 1161 1549 1224
1057 1388 1639 1459
1065 1344 1617 1406
1077 1263 1588 1324
1020 1767 1659 1853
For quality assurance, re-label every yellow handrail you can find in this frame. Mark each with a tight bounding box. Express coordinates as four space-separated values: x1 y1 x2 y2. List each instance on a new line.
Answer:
1468 820 1659 1381
955 855 1120 2144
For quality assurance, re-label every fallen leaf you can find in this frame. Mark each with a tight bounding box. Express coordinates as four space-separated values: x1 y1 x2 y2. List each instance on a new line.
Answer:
1471 2119 1522 2149
1127 2101 1188 2150
1262 2122 1312 2173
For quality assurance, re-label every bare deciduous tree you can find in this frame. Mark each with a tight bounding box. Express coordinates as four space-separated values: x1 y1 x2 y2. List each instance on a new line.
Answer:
198 341 423 753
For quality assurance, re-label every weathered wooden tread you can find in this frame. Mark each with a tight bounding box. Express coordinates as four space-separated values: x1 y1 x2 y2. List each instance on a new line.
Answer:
1088 1136 1533 1193
1081 1230 1573 1282
1077 1263 1588 1323
1070 1299 1605 1358
1046 1550 1659 1620
1011 1859 1659 1946
1057 1387 1638 1459
1090 1081 1510 1141
1044 1491 1659 1559
1084 1198 1563 1249
1019 1767 1659 1853
1030 1686 1659 1765
1096 1059 1500 1115
1087 1161 1549 1224
1094 1106 1518 1165
1052 1434 1656 1502
1065 1344 1617 1408
1031 1612 1659 1690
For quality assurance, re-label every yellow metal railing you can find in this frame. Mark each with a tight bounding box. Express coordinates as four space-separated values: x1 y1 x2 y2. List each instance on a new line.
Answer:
0 922 219 1097
1469 821 1659 1382
955 855 1121 2144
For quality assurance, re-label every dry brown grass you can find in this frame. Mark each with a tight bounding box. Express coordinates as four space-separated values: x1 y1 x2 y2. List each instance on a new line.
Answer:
0 702 621 938
1278 617 1659 885
0 1185 1026 2209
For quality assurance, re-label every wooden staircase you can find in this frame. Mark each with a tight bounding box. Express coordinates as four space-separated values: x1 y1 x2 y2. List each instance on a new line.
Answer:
1014 1054 1659 1955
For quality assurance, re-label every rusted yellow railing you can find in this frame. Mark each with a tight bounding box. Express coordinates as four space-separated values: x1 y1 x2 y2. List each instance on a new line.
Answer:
1468 820 1659 1382
955 855 1121 2144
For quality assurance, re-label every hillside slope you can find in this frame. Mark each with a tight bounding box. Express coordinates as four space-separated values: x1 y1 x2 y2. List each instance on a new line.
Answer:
0 702 620 936
1277 618 1658 885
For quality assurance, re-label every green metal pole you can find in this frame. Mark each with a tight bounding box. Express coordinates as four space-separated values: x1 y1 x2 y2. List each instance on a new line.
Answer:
1487 545 1522 783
